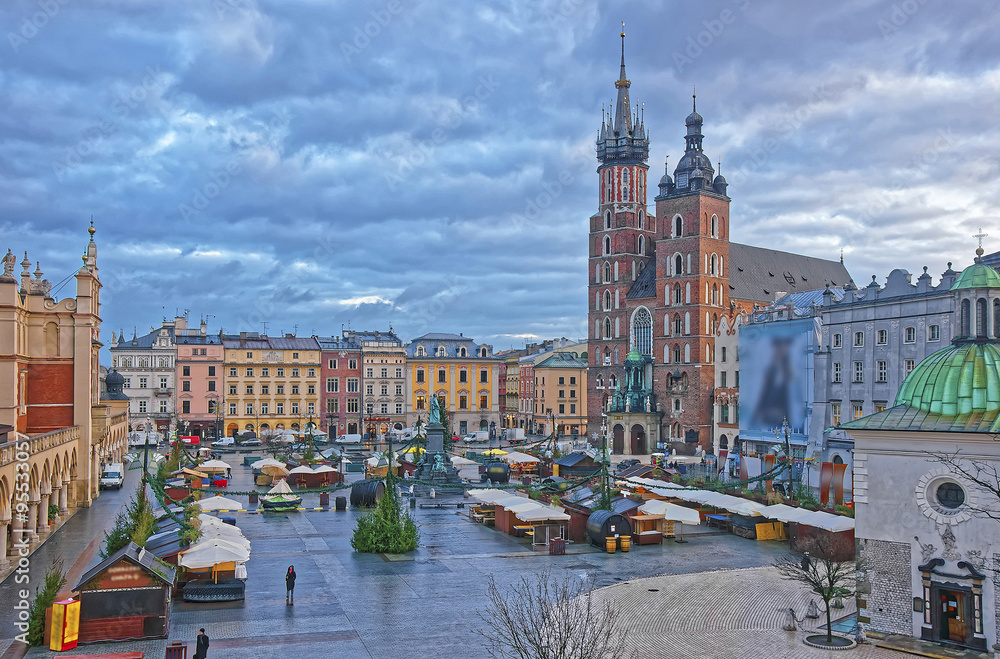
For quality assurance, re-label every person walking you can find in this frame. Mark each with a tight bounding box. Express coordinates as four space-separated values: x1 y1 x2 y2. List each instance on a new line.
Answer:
285 565 296 605
193 628 209 659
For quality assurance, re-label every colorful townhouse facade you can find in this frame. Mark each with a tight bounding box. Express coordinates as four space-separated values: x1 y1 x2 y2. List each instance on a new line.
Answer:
317 334 362 437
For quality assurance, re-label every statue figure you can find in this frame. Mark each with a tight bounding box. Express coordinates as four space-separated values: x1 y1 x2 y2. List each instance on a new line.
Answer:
645 396 651 413
782 607 798 631
625 397 631 412
854 622 867 644
1 250 14 278
429 395 443 425
432 453 447 474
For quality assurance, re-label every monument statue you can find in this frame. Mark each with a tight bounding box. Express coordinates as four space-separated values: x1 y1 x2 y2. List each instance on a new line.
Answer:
429 395 443 425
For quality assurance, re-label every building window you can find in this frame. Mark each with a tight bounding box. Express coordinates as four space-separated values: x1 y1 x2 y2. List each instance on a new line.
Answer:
875 402 887 413
876 361 887 383
459 395 468 409
395 384 403 396
182 381 191 392
380 403 388 414
292 384 299 395
327 378 338 393
876 329 887 345
381 367 388 378
366 367 374 378
292 368 299 377
246 351 253 359
904 326 916 343
308 384 316 395
261 367 269 377
904 359 915 376
277 402 284 414
347 398 359 413
853 331 864 347
380 384 388 396
261 402 269 414
208 400 217 414
329 359 337 369
395 403 403 414
558 403 565 414
229 384 237 395
246 367 253 377
832 333 842 348
261 384 269 395
459 370 468 383
928 324 940 341
349 359 357 369
416 368 426 383
138 400 147 413
721 405 729 423
308 402 315 414
721 371 727 387
229 403 236 415
277 367 284 377
632 307 653 356
208 366 216 376
853 403 863 420
366 384 374 396
416 396 425 411
327 399 338 414
292 352 299 359
291 403 299 414
395 367 403 378
559 389 565 398
208 381 216 392
832 363 842 383
570 403 576 414
438 369 446 383
480 369 488 383
246 403 254 415
480 394 488 409
246 385 254 395
276 384 284 395
347 378 359 392
853 362 864 383
182 366 191 376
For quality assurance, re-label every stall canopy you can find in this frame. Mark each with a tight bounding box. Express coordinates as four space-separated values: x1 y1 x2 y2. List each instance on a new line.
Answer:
760 504 815 523
721 499 767 517
267 479 295 495
515 505 570 522
251 458 285 469
500 451 539 464
312 465 338 474
795 510 855 532
467 489 527 506
179 539 250 569
288 465 315 475
199 460 231 473
196 495 245 511
638 500 702 524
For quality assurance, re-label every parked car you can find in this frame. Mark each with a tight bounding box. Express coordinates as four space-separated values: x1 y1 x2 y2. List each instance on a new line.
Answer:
238 438 261 447
335 433 362 444
616 458 640 473
451 434 461 443
212 437 235 448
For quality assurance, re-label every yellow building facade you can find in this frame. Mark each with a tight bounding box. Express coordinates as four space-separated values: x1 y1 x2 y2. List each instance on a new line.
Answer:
221 334 321 437
404 333 500 436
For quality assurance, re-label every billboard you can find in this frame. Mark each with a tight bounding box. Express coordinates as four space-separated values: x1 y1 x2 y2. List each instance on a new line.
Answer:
738 318 817 435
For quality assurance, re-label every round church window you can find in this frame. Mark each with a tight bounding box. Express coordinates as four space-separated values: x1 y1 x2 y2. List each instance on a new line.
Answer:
936 482 965 510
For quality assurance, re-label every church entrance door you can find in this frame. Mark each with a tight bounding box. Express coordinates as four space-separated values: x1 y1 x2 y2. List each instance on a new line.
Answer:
630 424 646 455
931 585 972 648
612 425 624 454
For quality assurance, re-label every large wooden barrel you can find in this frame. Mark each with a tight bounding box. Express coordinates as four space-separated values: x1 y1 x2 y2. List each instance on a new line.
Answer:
350 480 385 507
586 510 632 547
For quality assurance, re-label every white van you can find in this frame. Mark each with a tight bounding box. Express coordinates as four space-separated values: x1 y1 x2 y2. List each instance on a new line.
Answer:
335 433 362 444
99 463 124 490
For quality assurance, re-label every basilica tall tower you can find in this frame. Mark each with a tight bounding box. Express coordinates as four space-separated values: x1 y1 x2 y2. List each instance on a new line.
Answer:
587 29 656 437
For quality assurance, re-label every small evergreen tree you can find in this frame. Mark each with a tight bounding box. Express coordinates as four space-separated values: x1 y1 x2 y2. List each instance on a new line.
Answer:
27 561 66 646
350 485 419 553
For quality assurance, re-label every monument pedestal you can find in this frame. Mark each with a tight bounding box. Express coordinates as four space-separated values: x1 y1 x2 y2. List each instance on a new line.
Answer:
413 423 462 490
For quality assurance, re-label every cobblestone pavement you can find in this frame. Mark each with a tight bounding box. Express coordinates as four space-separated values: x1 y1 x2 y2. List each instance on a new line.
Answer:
6 453 908 658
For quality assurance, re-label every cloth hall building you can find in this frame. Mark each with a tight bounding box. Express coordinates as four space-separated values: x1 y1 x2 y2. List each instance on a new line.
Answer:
587 33 852 455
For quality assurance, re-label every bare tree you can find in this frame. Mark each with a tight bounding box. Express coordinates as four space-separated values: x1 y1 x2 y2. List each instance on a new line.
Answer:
478 572 626 659
929 449 1000 524
774 546 861 644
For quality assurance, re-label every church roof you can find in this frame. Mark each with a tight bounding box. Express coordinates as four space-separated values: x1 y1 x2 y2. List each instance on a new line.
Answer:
625 261 657 299
728 243 852 303
951 260 1000 290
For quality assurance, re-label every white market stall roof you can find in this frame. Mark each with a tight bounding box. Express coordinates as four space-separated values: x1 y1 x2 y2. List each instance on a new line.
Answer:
199 459 231 472
721 499 768 517
288 465 315 475
312 465 338 474
196 495 245 511
515 505 570 522
795 510 855 532
199 526 250 549
638 500 702 525
760 504 815 523
450 456 477 465
467 489 528 506
501 451 540 464
503 500 545 514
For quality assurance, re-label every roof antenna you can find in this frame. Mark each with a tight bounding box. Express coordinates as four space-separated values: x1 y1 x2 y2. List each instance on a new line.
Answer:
840 248 844 264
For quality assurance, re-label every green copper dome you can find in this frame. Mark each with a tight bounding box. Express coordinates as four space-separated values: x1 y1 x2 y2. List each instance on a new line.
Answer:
624 347 644 363
894 341 1000 416
951 261 1000 291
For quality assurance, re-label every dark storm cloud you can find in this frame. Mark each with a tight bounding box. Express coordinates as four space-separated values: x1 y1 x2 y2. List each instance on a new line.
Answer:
1 0 997 356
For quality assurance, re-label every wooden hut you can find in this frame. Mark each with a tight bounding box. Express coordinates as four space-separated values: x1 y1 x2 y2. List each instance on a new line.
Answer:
72 542 176 643
551 452 600 479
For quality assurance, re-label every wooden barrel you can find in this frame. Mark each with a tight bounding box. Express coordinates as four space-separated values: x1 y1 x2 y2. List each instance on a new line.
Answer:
619 535 631 552
605 537 616 553
350 480 385 507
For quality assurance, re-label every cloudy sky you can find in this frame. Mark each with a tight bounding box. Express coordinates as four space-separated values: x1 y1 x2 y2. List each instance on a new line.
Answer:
2 1 997 358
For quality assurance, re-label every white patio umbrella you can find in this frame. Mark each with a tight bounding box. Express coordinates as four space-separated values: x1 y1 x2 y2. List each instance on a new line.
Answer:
251 458 286 469
179 538 250 568
196 495 245 511
199 459 231 473
267 479 295 495
312 465 337 474
199 526 250 549
288 465 315 475
638 500 702 525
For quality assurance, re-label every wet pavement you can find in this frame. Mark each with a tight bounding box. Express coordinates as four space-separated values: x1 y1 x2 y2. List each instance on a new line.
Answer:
3 450 904 658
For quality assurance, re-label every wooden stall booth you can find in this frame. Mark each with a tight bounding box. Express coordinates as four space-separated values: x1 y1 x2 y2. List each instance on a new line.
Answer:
71 542 175 643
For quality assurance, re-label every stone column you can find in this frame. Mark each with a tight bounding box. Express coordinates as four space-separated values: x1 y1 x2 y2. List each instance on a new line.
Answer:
37 492 50 536
0 518 10 572
59 481 69 514
66 477 77 509
6 515 20 563
25 501 39 543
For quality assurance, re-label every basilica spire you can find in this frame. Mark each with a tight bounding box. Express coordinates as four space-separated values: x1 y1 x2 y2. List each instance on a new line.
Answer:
613 23 633 137
597 24 648 167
